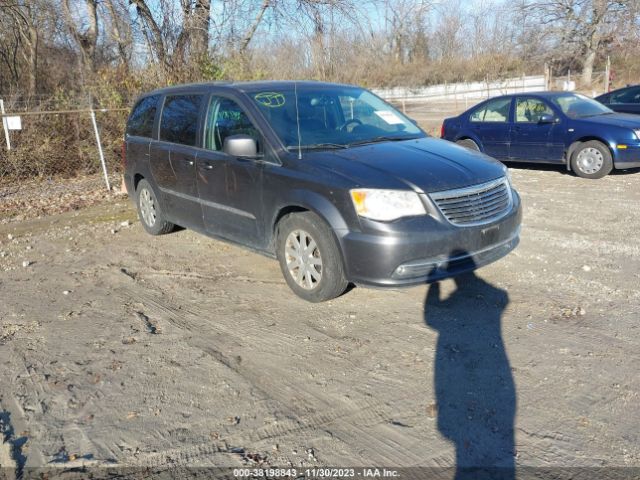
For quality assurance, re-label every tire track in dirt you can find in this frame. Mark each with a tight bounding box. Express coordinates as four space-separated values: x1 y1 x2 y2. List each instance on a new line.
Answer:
114 279 430 467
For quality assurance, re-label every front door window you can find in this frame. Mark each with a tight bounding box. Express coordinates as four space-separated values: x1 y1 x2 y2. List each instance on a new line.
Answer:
515 98 554 123
204 97 261 153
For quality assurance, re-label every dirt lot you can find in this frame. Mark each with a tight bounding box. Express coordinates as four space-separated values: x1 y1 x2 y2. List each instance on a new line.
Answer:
1 161 640 478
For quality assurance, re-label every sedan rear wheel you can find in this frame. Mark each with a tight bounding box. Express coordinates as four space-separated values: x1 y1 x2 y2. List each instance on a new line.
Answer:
456 138 480 151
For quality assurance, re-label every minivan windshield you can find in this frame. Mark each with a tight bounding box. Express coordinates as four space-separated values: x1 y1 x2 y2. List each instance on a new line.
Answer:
552 93 614 118
248 85 424 150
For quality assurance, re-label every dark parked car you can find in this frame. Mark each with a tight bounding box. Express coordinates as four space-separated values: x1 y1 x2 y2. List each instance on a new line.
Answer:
123 81 522 302
441 92 640 179
596 85 640 115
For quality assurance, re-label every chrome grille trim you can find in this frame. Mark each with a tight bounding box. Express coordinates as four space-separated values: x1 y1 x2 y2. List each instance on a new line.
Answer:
428 177 513 226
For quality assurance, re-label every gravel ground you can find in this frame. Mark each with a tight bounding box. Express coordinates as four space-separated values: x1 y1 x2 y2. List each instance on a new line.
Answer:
0 174 123 225
0 162 639 479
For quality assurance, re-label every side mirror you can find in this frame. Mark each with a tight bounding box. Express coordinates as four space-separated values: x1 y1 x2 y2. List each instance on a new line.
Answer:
538 113 556 124
223 134 258 158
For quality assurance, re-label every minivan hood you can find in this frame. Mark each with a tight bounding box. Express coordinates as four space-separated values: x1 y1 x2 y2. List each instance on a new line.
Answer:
576 113 640 129
307 137 506 193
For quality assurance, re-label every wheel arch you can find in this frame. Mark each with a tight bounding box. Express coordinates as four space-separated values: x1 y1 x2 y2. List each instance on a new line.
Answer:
270 190 350 257
130 169 171 217
133 173 145 191
455 134 483 151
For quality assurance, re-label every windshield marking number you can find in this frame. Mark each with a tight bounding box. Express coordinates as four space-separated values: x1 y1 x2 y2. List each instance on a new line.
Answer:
254 92 286 108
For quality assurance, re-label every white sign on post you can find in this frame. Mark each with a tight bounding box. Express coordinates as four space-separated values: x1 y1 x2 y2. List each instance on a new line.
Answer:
6 116 21 130
0 99 10 150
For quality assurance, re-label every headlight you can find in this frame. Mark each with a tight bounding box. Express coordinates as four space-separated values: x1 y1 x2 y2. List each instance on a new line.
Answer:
350 189 426 221
504 167 513 186
634 129 640 140
502 164 512 185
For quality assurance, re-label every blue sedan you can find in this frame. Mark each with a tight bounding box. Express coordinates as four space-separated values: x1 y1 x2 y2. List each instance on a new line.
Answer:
441 92 640 179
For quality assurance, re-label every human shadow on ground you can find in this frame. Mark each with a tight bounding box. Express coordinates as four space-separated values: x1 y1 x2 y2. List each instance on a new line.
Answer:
424 268 516 480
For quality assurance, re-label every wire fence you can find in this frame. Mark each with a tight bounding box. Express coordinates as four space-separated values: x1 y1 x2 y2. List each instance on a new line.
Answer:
0 97 130 190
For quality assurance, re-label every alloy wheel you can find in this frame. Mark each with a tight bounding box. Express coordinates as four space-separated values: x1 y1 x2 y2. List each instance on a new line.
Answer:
139 187 157 227
284 229 323 290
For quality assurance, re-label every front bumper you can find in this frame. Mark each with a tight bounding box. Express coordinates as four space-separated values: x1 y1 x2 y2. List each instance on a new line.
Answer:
338 191 522 287
614 144 640 170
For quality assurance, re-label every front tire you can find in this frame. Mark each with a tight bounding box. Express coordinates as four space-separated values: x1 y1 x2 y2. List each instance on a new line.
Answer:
456 138 480 151
276 212 348 302
570 141 613 179
136 179 175 235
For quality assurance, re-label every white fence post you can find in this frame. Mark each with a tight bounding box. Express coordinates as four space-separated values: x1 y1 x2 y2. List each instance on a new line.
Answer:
0 99 11 151
90 110 111 191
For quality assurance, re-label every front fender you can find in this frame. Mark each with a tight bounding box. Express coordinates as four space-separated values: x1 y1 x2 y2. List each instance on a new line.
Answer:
273 189 351 233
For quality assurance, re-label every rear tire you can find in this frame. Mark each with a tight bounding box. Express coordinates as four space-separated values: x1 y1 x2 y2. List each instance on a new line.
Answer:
136 179 175 235
276 212 348 302
570 141 613 179
456 138 480 151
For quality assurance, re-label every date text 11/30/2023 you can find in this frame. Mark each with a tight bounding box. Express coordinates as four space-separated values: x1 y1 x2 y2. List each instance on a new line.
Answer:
232 467 400 478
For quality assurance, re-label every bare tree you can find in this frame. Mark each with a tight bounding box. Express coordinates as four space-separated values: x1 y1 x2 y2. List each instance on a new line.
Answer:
239 0 270 53
62 0 99 83
175 0 211 62
0 1 39 97
524 0 629 85
432 8 463 62
104 0 133 70
383 0 431 64
129 0 167 65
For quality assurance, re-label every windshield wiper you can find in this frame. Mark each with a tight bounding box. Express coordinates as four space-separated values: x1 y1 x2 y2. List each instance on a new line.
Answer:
347 135 418 147
581 112 614 118
288 143 348 151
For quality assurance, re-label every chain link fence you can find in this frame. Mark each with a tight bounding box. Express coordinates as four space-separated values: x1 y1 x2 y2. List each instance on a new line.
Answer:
0 96 130 188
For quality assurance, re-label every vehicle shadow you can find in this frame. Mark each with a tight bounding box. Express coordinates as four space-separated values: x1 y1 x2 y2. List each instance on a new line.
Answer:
503 161 570 176
503 161 640 176
424 265 516 479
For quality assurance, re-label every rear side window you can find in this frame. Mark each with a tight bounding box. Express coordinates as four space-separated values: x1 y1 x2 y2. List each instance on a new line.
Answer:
127 95 159 137
159 95 204 146
470 98 511 123
611 87 640 104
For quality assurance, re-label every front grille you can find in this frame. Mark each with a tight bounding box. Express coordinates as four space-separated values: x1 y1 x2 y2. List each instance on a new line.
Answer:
429 177 512 226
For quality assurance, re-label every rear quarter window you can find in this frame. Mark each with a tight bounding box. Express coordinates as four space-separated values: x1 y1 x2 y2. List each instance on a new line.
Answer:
127 95 159 137
159 94 204 146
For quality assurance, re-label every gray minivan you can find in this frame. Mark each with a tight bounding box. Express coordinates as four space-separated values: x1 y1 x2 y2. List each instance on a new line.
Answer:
123 81 522 302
